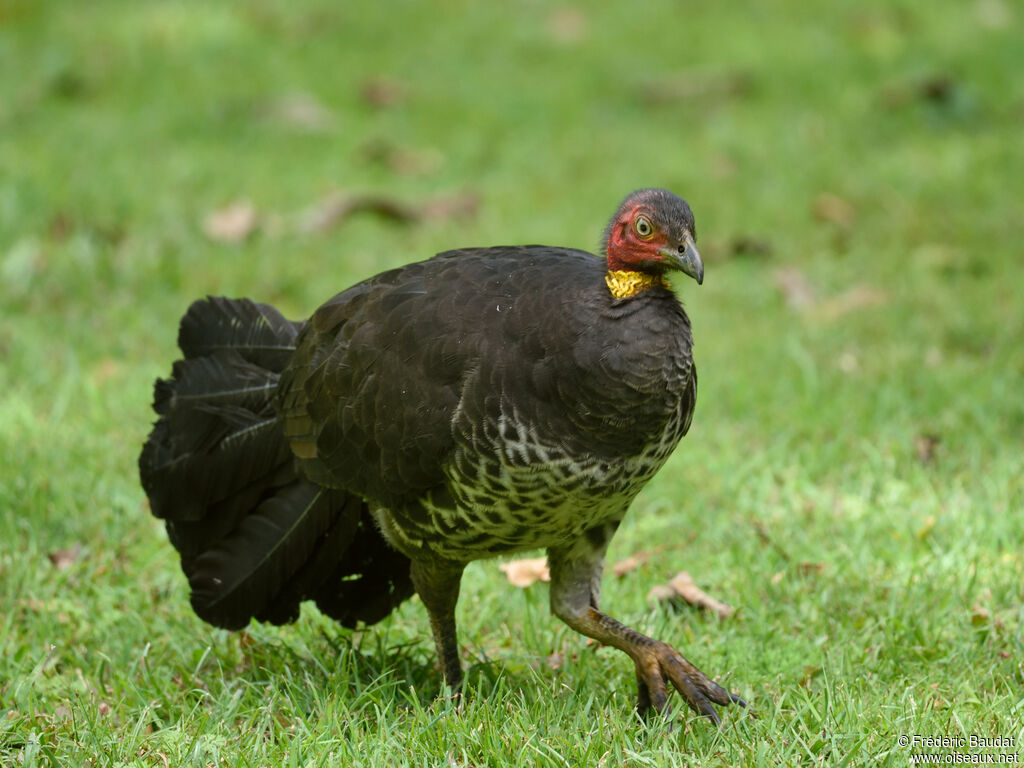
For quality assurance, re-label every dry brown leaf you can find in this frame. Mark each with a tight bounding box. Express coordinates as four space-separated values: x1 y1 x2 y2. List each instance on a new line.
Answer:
647 584 676 602
418 193 480 221
813 193 856 230
814 286 888 321
880 74 958 109
797 562 825 576
916 514 937 540
667 571 735 619
259 93 335 132
650 571 734 619
91 359 120 385
48 212 73 242
970 589 1005 629
361 140 444 176
799 665 823 687
915 433 941 464
545 652 564 671
611 552 648 577
752 519 791 561
297 191 478 235
203 201 258 244
640 70 752 106
729 235 773 259
298 193 415 233
47 545 81 571
837 351 860 374
976 0 1012 29
772 267 817 310
499 557 550 588
547 7 588 44
360 77 407 109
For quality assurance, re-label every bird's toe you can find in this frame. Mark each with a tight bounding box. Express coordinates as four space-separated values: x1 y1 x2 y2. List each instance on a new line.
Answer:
634 642 743 725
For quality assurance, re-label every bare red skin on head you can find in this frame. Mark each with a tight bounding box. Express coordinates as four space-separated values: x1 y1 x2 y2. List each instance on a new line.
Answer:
605 204 670 273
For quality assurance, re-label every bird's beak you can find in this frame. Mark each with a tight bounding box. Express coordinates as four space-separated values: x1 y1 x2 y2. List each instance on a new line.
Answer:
658 231 704 285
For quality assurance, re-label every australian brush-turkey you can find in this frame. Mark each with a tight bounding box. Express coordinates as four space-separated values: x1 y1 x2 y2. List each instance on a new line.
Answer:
139 188 745 722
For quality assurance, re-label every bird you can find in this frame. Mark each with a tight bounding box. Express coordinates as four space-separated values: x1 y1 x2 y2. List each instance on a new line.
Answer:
139 187 745 722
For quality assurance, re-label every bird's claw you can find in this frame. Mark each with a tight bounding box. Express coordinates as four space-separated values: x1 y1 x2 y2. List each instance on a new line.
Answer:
634 642 746 725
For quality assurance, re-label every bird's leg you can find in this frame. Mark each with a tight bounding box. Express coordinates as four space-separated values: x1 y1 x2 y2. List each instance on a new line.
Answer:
410 556 467 690
548 531 744 724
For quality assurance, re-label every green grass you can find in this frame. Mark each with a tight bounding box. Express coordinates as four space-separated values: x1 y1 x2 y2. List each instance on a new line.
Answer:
2 0 1024 765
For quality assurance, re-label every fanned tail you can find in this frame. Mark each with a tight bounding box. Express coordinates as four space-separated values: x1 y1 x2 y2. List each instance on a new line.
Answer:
139 297 413 630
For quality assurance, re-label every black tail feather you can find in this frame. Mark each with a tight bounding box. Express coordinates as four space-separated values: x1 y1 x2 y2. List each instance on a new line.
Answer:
140 296 412 633
310 515 416 627
141 352 292 520
178 296 300 370
187 481 343 630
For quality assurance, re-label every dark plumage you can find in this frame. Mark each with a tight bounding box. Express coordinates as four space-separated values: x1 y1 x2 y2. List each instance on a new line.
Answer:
139 188 744 722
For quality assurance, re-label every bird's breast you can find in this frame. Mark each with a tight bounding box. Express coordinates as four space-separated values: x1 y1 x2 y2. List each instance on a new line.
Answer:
375 391 689 562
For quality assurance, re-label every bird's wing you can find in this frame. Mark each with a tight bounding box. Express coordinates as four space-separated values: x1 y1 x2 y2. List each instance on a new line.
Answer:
276 247 652 504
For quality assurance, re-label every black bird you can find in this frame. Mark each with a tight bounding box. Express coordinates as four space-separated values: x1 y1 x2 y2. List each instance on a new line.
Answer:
139 188 744 721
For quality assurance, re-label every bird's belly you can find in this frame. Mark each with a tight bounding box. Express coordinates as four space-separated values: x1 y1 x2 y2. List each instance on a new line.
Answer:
375 424 680 562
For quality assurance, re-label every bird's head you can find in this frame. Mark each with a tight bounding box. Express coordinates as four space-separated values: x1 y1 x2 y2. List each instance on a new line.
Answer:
601 188 703 299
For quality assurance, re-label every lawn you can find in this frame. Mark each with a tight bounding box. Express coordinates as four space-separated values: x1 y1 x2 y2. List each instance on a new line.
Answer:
2 0 1023 765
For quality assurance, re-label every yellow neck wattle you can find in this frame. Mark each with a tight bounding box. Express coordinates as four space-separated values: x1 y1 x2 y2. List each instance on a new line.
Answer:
605 270 669 300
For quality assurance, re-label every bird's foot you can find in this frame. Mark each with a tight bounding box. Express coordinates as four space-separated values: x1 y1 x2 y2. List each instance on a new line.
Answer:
633 641 746 725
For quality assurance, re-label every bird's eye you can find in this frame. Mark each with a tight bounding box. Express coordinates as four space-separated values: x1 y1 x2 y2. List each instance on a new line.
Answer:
634 216 653 239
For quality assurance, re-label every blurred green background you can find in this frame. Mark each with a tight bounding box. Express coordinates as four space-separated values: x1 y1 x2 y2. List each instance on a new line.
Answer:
2 0 1022 765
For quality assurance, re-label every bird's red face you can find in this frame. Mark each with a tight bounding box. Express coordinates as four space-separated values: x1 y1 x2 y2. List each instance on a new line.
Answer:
602 189 703 285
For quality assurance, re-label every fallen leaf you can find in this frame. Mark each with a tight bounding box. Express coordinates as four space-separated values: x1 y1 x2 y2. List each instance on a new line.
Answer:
812 193 856 231
298 193 415 233
612 552 649 577
417 192 480 221
48 212 73 242
650 571 735 619
752 519 791 561
837 351 860 374
975 0 1012 29
772 267 817 310
258 93 335 133
916 514 937 540
668 572 735 619
799 665 822 687
797 562 825 576
547 7 587 44
47 545 81 571
880 73 960 109
814 286 888 321
91 359 121 385
915 433 941 465
545 652 564 671
640 70 753 106
203 201 258 244
361 139 444 176
499 557 550 588
729 235 773 259
647 584 676 602
360 77 407 109
297 191 478 234
919 76 957 104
